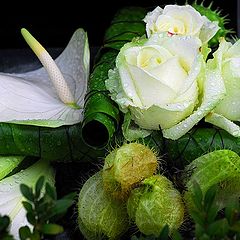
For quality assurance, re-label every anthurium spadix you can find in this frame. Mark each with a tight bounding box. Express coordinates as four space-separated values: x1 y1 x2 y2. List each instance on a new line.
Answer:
0 28 89 127
0 158 55 239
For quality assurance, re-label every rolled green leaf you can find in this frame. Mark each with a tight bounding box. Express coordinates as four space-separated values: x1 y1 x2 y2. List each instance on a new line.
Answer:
0 123 105 162
82 7 147 148
165 127 240 169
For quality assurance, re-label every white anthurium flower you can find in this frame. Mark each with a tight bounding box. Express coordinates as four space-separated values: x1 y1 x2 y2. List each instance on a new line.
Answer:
106 33 226 140
0 158 55 239
143 5 219 44
205 38 240 137
0 28 89 127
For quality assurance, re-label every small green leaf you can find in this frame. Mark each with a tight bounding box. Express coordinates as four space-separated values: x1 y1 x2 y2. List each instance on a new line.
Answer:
0 215 10 231
62 191 77 201
22 201 33 213
26 212 36 225
207 218 229 237
192 181 203 211
41 223 64 235
190 210 205 226
195 223 206 238
20 184 34 202
172 230 183 240
206 205 219 223
225 198 240 225
48 199 74 219
45 182 57 200
204 184 217 212
35 176 45 199
19 226 31 240
158 224 169 240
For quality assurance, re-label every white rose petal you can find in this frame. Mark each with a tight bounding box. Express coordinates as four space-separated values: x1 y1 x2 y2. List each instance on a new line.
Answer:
144 5 219 44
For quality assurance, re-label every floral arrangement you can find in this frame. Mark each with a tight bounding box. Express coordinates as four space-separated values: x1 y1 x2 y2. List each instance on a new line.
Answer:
0 1 240 240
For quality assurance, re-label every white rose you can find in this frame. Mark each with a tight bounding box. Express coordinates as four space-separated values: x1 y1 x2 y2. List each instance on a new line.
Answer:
144 5 219 44
205 38 240 137
106 33 225 140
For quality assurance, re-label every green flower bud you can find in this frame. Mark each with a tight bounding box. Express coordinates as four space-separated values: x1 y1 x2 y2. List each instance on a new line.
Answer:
102 142 158 200
127 175 184 237
78 171 129 240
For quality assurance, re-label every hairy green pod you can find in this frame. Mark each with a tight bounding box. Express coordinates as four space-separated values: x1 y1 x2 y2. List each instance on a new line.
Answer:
127 175 184 237
102 142 158 200
78 171 129 240
184 149 240 210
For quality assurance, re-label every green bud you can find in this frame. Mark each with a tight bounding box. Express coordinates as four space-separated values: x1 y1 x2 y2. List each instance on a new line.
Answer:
102 142 158 200
127 175 185 237
78 171 129 240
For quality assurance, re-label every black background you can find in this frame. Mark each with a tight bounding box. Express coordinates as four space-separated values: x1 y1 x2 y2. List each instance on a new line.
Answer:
0 0 237 50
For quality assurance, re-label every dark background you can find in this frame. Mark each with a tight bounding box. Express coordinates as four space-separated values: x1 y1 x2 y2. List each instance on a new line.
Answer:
0 0 237 50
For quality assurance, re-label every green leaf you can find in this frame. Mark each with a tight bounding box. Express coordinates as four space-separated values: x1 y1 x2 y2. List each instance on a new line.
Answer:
204 184 217 212
41 223 64 235
19 226 31 240
22 201 33 213
35 176 45 199
48 199 74 218
190 210 205 226
206 205 219 223
62 191 77 201
26 212 36 225
0 215 10 231
207 218 229 237
172 230 183 240
45 182 57 200
225 198 240 225
191 181 203 211
20 184 34 202
158 225 169 240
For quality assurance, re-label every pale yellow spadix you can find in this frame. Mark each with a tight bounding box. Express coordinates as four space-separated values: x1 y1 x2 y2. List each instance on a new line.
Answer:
21 28 79 108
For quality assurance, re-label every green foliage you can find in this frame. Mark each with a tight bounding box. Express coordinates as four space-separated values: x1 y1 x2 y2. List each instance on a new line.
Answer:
0 215 14 240
187 181 240 239
19 175 76 240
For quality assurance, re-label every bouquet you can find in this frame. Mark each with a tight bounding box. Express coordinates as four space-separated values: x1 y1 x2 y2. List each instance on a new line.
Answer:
0 1 240 240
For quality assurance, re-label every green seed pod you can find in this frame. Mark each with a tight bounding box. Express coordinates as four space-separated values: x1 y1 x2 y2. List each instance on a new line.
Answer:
78 171 129 240
192 1 233 47
127 175 185 237
102 142 158 200
183 149 240 211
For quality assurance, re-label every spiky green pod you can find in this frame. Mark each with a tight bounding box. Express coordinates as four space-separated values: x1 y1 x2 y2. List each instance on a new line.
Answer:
102 143 158 200
192 1 234 47
127 175 185 237
78 171 129 240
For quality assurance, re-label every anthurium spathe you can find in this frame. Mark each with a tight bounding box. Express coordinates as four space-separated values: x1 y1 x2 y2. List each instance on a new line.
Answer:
0 158 55 239
205 38 240 137
0 28 89 127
